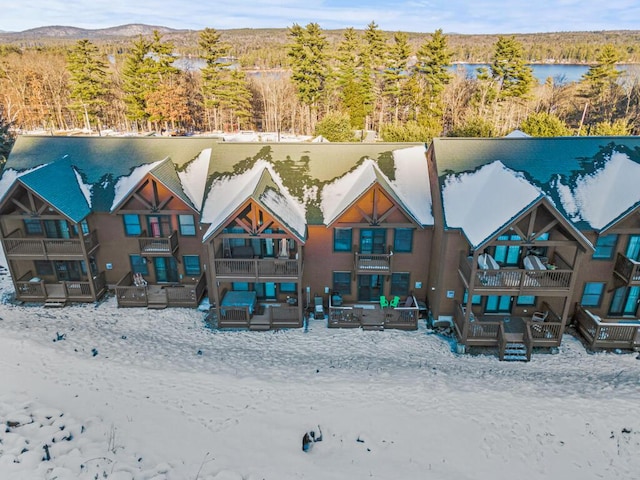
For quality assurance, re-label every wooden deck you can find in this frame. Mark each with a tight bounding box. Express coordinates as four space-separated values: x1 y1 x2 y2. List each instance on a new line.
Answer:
573 305 640 351
328 298 420 331
115 271 207 309
14 270 107 304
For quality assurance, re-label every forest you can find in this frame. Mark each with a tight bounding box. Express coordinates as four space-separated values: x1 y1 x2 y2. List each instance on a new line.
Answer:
1 23 639 158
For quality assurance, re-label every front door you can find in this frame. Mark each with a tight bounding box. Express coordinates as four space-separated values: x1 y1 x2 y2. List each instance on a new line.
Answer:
485 295 513 313
357 274 383 302
154 257 179 283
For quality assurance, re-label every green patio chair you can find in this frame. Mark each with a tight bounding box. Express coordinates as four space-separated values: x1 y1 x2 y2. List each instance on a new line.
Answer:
379 296 389 308
389 296 401 308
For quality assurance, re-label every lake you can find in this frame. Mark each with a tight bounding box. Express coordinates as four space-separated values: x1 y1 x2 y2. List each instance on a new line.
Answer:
450 63 639 84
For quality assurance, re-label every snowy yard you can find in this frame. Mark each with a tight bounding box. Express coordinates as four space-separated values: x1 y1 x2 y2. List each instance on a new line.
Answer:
0 257 639 479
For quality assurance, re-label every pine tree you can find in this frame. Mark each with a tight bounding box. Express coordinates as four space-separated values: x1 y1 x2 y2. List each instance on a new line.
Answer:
581 44 623 122
382 32 411 124
66 39 110 131
490 36 534 99
520 112 571 136
334 28 372 129
287 23 328 132
199 27 231 130
121 31 179 128
363 21 388 131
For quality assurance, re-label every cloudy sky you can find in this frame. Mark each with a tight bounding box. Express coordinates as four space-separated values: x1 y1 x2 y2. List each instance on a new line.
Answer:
2 0 639 34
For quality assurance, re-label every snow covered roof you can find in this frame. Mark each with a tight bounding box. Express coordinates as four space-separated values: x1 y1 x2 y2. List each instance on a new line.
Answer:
442 161 543 247
431 137 640 236
201 160 307 242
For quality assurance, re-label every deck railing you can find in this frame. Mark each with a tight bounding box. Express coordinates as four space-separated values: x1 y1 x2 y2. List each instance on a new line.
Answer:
218 306 251 328
354 251 393 273
138 230 178 255
115 271 206 308
459 253 572 292
214 258 300 279
14 270 103 302
574 305 640 350
613 252 640 284
3 228 98 259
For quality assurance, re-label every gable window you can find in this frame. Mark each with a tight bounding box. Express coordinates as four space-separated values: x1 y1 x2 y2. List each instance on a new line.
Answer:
129 254 148 275
178 214 196 236
24 219 43 235
360 229 386 254
393 228 413 253
332 271 351 295
183 255 201 276
492 234 521 267
581 282 605 307
390 272 410 296
593 234 617 260
123 214 142 236
334 228 352 252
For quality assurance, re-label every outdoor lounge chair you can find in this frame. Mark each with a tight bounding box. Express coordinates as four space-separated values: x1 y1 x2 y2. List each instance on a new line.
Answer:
478 252 500 270
379 296 389 308
313 296 325 319
389 296 400 308
524 254 546 271
531 311 548 322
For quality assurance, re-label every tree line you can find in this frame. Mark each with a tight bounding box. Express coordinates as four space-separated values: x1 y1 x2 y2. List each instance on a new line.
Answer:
1 23 639 156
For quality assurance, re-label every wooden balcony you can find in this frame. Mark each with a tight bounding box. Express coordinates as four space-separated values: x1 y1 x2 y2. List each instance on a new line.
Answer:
452 301 564 350
138 230 178 256
14 270 106 304
215 304 302 330
2 229 99 260
115 271 206 309
613 252 640 286
328 296 420 330
459 253 573 294
214 257 301 281
354 252 393 275
573 305 640 351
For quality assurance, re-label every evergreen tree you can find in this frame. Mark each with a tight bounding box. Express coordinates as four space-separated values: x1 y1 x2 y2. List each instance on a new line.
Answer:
334 28 372 129
581 44 623 122
490 36 534 99
287 23 328 132
414 29 453 128
520 112 571 136
380 120 433 142
199 27 232 130
382 32 411 124
122 31 178 128
362 21 388 131
0 105 15 166
66 39 110 130
314 111 356 142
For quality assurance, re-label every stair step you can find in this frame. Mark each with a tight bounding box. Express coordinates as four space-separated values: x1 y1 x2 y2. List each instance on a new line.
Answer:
502 354 529 361
45 299 66 308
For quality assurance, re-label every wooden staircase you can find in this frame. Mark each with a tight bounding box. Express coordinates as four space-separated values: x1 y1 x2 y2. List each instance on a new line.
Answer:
499 330 531 362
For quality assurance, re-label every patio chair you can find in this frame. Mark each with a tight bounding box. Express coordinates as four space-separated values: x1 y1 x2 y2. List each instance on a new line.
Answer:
531 311 548 322
389 296 401 308
379 296 389 308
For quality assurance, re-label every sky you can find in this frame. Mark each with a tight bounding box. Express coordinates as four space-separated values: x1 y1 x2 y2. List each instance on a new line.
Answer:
2 0 640 34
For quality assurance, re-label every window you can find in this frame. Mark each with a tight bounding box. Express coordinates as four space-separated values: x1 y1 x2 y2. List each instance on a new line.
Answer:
581 282 605 307
625 235 640 261
123 214 141 236
516 295 536 306
34 260 54 276
593 234 617 259
390 272 410 296
129 254 148 275
183 255 201 276
232 282 249 291
280 282 296 293
393 228 413 253
492 234 521 266
333 228 352 252
178 214 196 236
462 289 482 305
360 229 386 254
332 271 351 295
24 219 43 235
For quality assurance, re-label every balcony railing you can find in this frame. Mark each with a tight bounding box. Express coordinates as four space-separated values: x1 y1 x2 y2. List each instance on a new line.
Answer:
214 258 301 280
459 253 573 293
2 229 99 259
14 270 105 302
138 230 178 256
573 305 640 350
613 252 640 285
115 271 206 308
354 252 393 274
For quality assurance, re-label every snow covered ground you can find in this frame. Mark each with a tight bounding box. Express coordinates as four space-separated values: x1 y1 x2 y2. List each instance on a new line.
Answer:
0 250 639 479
